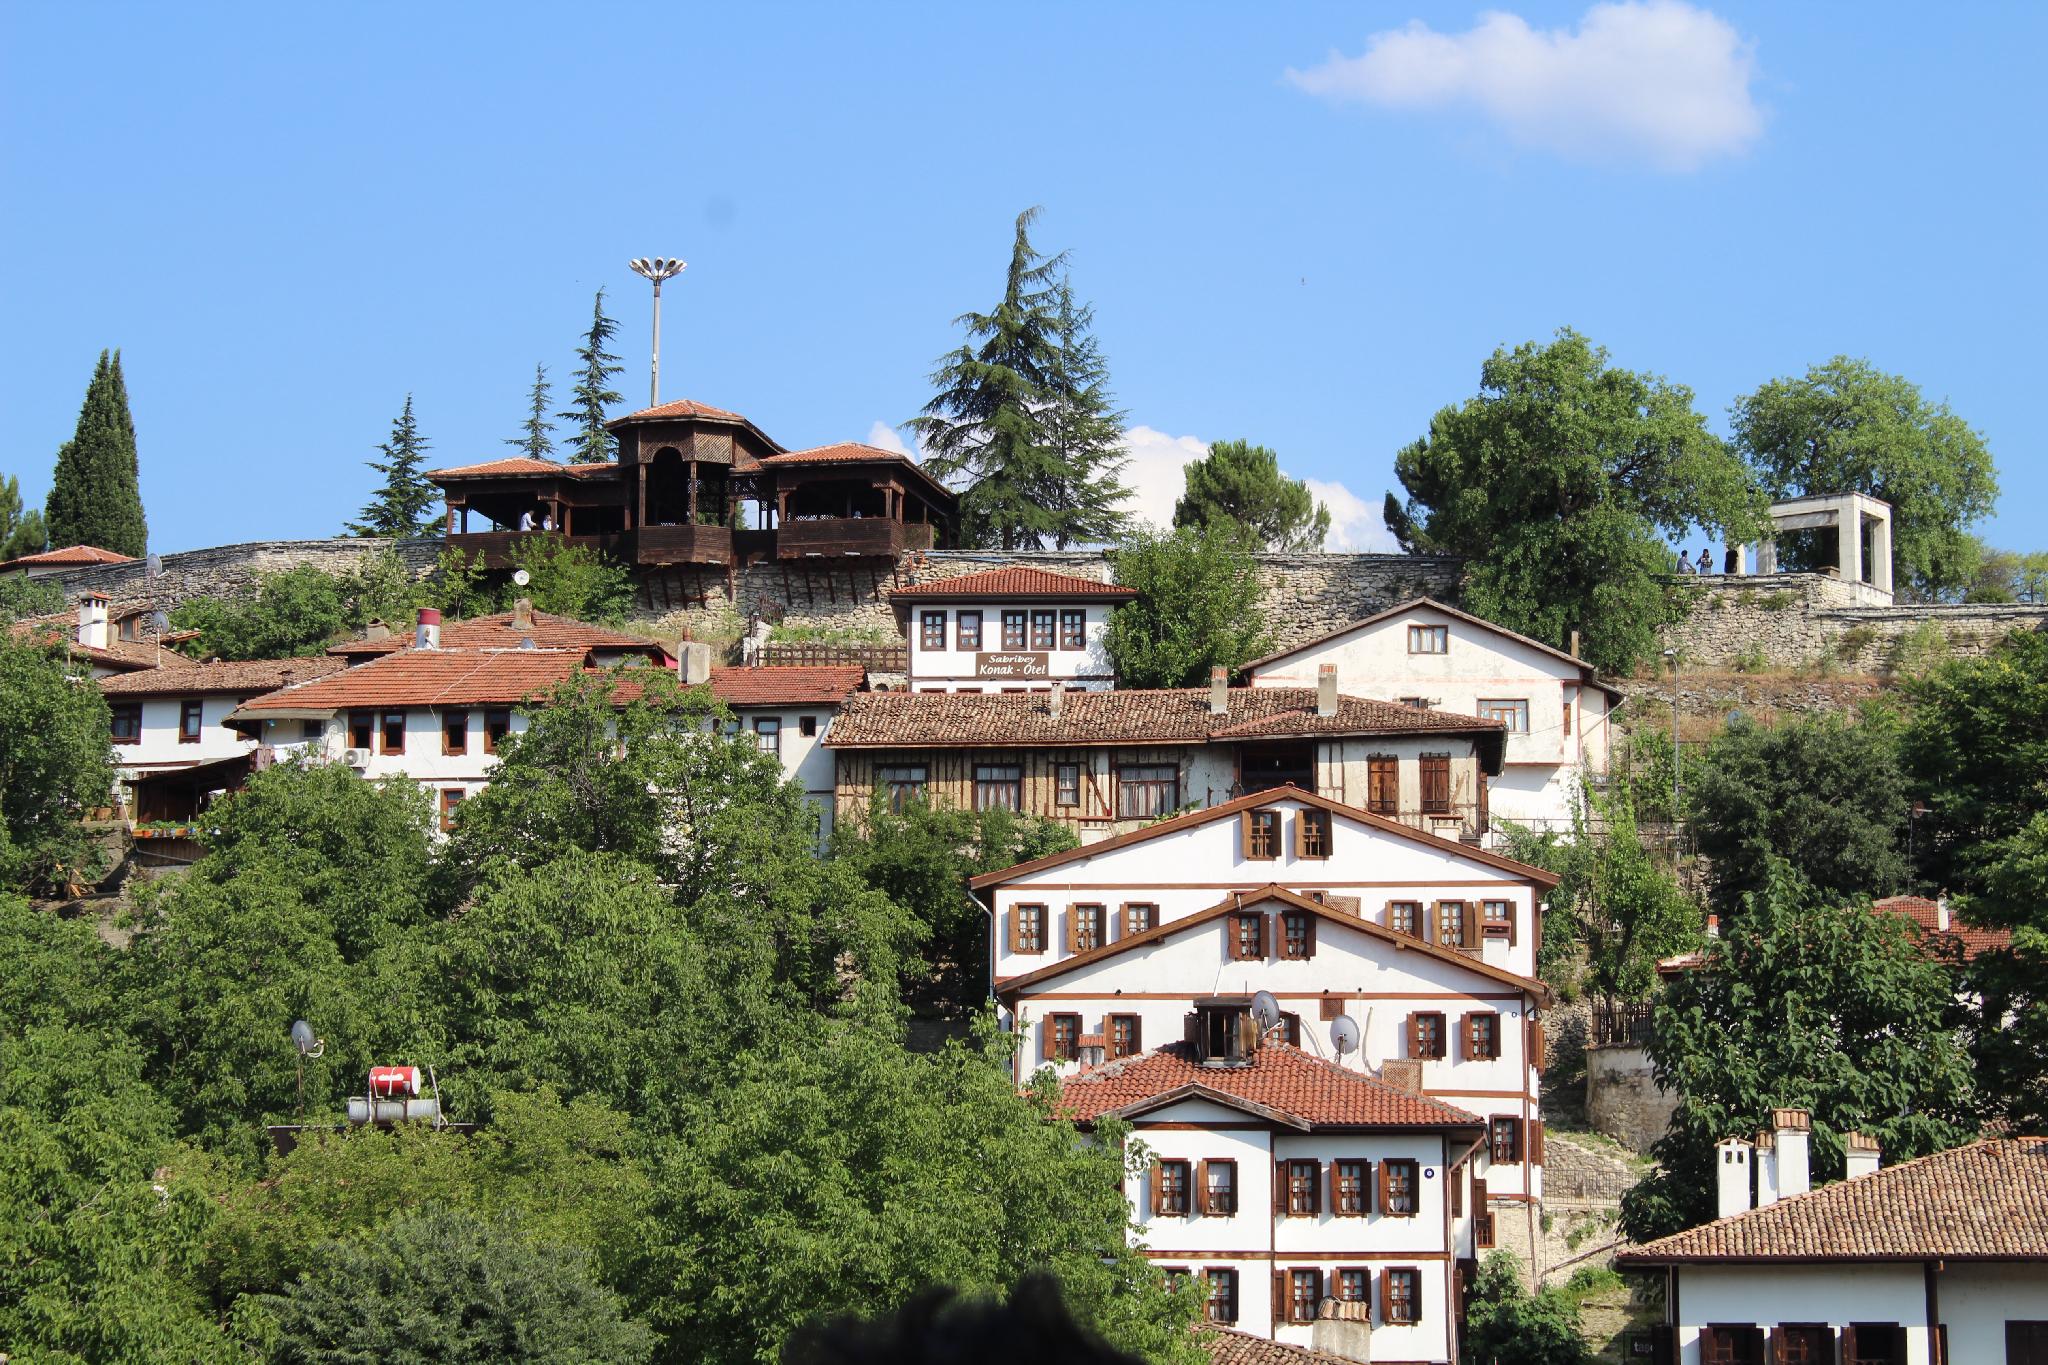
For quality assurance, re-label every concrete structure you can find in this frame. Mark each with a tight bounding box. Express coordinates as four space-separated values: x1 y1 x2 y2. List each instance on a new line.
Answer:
1730 492 1896 605
887 565 1136 693
1617 1127 2048 1365
1244 598 1618 836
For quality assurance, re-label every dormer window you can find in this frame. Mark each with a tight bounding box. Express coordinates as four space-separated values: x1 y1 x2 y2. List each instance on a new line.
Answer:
1229 912 1265 960
1242 808 1280 860
1408 624 1448 654
1295 808 1332 858
1187 998 1256 1065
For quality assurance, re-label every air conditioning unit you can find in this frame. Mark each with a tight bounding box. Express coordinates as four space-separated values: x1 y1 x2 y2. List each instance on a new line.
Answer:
343 748 370 767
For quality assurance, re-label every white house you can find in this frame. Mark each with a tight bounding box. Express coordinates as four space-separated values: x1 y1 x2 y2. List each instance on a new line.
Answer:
888 565 1136 693
974 787 1555 1262
1616 1123 2048 1365
15 591 197 680
1243 598 1619 835
1057 1030 1487 1363
706 664 866 841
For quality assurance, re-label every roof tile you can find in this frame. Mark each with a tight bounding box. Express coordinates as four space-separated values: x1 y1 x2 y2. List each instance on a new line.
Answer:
608 397 745 424
1054 1040 1482 1130
100 655 344 696
425 456 613 480
707 665 865 708
1198 1326 1357 1365
234 647 588 713
758 441 918 466
0 543 137 570
329 611 665 658
889 566 1137 602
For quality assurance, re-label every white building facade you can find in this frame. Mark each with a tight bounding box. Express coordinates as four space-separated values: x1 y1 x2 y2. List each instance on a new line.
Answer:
889 565 1135 693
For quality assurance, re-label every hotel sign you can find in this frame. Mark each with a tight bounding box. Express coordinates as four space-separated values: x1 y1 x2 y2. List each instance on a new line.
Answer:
976 651 1050 680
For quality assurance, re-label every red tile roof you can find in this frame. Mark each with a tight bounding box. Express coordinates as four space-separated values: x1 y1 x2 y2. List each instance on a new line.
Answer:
329 611 666 659
1054 1040 1482 1130
1616 1138 2048 1264
826 687 1502 750
425 457 614 480
232 647 588 714
9 615 197 672
889 566 1137 602
1871 894 2013 962
608 397 745 424
99 655 344 696
1198 1326 1357 1365
758 441 916 466
707 665 865 708
0 543 137 570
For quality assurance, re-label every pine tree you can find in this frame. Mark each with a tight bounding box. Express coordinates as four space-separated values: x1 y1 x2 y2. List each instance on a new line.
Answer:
912 208 1132 550
347 396 438 537
0 475 48 561
557 290 623 463
1173 439 1330 551
507 362 557 460
43 350 147 556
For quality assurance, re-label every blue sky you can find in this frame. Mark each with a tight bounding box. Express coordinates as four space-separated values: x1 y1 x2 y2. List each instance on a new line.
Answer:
3 2 2041 555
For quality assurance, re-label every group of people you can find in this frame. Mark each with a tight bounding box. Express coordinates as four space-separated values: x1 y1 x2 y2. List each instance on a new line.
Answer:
1674 547 1739 574
515 506 555 532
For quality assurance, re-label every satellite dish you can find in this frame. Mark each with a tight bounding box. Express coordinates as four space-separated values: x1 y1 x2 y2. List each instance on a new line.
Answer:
145 553 163 578
150 610 170 633
1330 1014 1361 1059
1251 990 1282 1034
289 1019 324 1058
512 569 532 586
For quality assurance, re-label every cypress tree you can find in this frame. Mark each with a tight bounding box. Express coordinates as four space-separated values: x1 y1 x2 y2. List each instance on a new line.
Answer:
44 350 147 556
507 362 557 459
347 396 438 537
0 476 48 561
913 208 1132 550
557 290 623 463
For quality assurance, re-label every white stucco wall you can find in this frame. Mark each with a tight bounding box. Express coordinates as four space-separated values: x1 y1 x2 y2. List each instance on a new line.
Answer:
728 702 840 840
114 694 258 774
1940 1262 2048 1364
1674 1263 1932 1364
906 600 1116 691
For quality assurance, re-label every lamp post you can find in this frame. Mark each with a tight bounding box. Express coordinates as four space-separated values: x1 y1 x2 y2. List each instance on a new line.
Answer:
628 256 687 407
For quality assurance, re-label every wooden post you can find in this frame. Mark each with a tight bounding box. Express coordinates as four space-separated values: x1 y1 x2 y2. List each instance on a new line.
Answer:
687 460 699 524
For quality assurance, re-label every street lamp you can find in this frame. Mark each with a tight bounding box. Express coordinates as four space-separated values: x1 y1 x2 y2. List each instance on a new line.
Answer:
628 257 687 407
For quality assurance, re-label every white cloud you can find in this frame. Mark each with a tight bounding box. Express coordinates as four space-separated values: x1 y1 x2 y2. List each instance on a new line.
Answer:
866 420 914 457
1117 426 1390 552
1286 1 1763 171
1305 478 1398 552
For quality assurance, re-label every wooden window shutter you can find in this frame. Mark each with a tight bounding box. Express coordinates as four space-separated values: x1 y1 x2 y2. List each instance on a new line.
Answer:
1460 899 1479 946
1272 1270 1287 1325
1458 1013 1474 1061
1127 1015 1141 1054
1839 1326 1856 1364
1376 1159 1391 1214
1307 1159 1323 1215
1237 1011 1259 1056
1531 1120 1545 1166
1406 1012 1419 1057
1304 912 1317 958
1305 1267 1322 1318
1529 1018 1546 1074
1195 1159 1211 1216
1183 1011 1200 1050
1327 1160 1340 1214
1006 907 1022 953
1451 1165 1464 1217
1292 811 1305 858
1063 907 1078 954
1150 1161 1164 1217
1378 1263 1392 1324
1273 1161 1288 1215
1238 811 1251 859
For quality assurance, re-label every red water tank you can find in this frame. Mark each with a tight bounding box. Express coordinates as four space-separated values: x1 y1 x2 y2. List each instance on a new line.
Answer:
367 1065 421 1097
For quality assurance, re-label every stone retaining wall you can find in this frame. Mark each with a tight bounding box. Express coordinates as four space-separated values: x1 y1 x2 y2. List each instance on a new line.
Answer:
47 537 442 617
1670 573 2048 672
1584 1044 1677 1155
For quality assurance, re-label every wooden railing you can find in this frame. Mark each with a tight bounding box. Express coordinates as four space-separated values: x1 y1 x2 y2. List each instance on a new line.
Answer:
626 524 732 565
776 519 936 559
1590 1002 1655 1048
760 642 907 671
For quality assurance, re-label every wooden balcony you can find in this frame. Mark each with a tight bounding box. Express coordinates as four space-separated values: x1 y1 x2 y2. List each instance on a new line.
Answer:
625 524 732 566
776 518 937 559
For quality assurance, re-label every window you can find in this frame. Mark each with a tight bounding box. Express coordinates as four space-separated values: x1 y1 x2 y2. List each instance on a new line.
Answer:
1388 900 1422 938
442 710 468 756
1410 1011 1446 1059
118 614 142 641
1054 763 1081 807
1009 904 1047 954
482 708 511 754
799 714 818 738
1562 698 1573 736
1199 1158 1236 1215
1381 1158 1418 1217
1280 909 1315 960
349 711 373 751
1335 1268 1370 1304
380 711 406 755
173 698 203 742
1059 609 1085 650
920 611 947 651
300 718 324 743
1408 624 1448 654
1478 698 1529 733
1463 1013 1501 1060
1364 756 1399 814
110 702 141 744
1001 611 1026 649
1436 900 1471 948
1332 1159 1369 1215
1047 1012 1082 1062
1283 1159 1321 1216
1116 764 1179 819
1122 902 1157 936
1399 696 1430 710
1287 1268 1322 1324
957 610 982 651
1482 898 1516 943
1029 609 1056 649
1068 903 1106 953
1160 1266 1191 1290
1420 754 1451 814
1152 1159 1190 1216
1108 1013 1142 1059
1699 1325 1766 1365
1381 1266 1420 1324
1842 1324 1906 1365
1490 1116 1522 1165
1203 1269 1237 1324
1772 1326 1837 1364
1230 911 1265 960
753 717 781 755
1242 807 1280 860
973 764 1022 811
878 765 928 812
438 788 464 832
1295 807 1332 858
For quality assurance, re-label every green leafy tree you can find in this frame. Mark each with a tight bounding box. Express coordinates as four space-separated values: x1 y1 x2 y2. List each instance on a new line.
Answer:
1959 544 2048 604
44 349 147 556
1173 439 1330 551
506 534 633 623
1952 814 2048 1131
0 472 49 560
347 394 438 537
0 570 65 620
0 630 115 894
509 361 558 459
260 1205 655 1365
173 562 355 659
1620 867 1974 1241
1687 710 1910 919
1461 1250 1593 1365
1101 523 1269 688
1387 329 1764 673
912 209 1132 549
1732 357 1999 599
559 290 624 463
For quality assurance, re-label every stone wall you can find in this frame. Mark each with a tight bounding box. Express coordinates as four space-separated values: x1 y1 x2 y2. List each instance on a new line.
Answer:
1584 1044 1677 1155
1670 572 2048 673
45 537 442 618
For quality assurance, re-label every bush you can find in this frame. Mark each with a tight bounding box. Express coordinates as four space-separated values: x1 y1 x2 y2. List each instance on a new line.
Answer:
1462 1250 1593 1365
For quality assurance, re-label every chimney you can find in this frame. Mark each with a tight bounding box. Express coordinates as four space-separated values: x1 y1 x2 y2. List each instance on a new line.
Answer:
362 619 391 643
1844 1130 1881 1180
77 592 110 650
676 640 712 687
1048 680 1064 719
1773 1108 1812 1198
1209 666 1229 716
1569 629 1582 660
415 607 441 650
1706 914 1720 939
511 596 534 632
1316 663 1338 718
1716 1137 1755 1219
1754 1127 1779 1207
